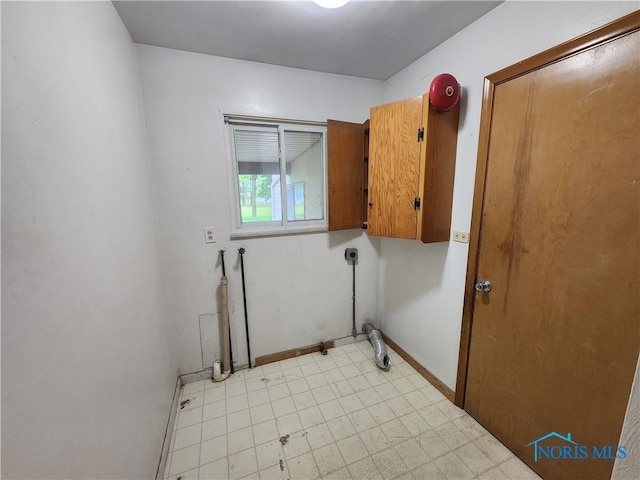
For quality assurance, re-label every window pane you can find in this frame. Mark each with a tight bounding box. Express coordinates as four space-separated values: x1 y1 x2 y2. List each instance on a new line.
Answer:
234 129 280 223
284 130 324 222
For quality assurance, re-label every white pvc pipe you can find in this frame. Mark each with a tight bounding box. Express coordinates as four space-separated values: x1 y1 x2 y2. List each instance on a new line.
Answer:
212 277 231 382
212 360 230 382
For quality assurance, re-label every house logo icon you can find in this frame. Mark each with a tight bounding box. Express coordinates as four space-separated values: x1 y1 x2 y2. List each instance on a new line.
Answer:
526 432 577 462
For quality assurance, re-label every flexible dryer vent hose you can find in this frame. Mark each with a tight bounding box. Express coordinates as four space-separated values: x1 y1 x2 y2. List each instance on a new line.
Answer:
363 322 391 371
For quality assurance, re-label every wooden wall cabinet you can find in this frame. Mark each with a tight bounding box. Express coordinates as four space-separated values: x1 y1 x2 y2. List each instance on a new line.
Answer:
328 93 459 242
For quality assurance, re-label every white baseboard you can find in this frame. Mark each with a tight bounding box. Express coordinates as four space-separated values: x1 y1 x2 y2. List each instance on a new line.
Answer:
179 364 250 386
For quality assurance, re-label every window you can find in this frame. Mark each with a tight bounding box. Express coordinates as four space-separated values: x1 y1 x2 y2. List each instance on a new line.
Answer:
227 116 327 237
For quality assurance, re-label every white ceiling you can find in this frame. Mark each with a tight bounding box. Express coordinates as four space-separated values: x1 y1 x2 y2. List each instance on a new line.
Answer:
113 0 501 80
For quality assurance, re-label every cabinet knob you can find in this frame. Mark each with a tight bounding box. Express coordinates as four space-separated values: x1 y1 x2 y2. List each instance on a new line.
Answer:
368 202 373 208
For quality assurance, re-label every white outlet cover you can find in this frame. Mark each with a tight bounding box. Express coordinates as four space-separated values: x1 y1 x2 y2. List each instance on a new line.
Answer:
452 231 470 243
204 227 216 243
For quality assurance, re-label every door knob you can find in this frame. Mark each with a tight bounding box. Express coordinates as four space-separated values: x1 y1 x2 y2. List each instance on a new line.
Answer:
475 280 492 292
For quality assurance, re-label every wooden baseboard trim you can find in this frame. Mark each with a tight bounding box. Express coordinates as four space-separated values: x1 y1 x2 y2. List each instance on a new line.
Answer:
381 331 455 403
255 340 335 367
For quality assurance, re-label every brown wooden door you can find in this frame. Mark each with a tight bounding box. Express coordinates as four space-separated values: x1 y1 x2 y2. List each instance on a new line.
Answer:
368 97 422 238
327 120 364 231
465 28 639 480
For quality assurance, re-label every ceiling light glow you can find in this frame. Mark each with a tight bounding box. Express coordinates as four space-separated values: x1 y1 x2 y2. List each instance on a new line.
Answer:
312 0 350 9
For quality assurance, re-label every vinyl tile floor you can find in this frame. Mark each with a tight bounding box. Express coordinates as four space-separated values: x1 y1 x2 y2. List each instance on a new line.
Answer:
164 342 541 480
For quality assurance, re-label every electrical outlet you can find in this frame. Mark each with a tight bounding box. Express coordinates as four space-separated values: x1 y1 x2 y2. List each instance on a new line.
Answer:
345 248 358 262
204 227 216 243
452 231 470 243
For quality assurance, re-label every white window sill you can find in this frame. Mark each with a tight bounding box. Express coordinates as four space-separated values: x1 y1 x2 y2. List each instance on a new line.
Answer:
230 224 328 240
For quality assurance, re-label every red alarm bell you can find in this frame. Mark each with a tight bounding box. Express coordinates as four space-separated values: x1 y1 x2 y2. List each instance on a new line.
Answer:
429 73 460 112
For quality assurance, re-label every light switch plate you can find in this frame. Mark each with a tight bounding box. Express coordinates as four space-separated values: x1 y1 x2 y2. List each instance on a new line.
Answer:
452 231 470 243
204 227 216 243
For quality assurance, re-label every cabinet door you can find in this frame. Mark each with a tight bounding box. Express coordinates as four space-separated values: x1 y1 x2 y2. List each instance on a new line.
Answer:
368 97 423 238
362 119 370 229
417 95 460 243
327 120 364 231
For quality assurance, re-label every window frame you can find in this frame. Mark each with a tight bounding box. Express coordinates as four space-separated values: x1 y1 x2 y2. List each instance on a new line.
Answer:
226 116 328 239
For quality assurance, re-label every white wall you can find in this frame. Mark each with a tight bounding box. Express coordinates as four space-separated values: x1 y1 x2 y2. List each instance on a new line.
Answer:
1 2 175 478
613 353 640 480
136 45 384 374
379 1 639 390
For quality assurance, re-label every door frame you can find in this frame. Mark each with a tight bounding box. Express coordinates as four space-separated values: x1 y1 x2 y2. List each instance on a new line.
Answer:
454 10 640 408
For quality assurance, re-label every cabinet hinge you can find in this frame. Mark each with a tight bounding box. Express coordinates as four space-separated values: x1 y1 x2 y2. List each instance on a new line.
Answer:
414 197 421 211
417 127 424 142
